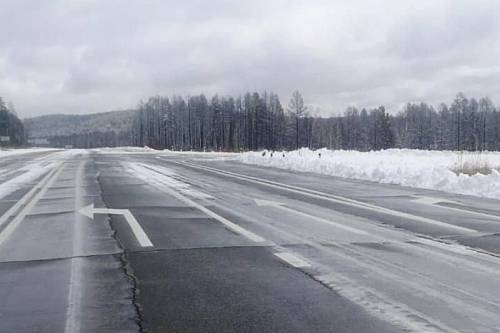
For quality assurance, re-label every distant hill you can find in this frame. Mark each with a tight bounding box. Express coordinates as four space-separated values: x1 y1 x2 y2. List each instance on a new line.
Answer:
24 109 138 148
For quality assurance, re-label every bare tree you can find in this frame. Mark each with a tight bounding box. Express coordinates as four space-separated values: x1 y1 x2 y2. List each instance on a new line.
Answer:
287 90 307 149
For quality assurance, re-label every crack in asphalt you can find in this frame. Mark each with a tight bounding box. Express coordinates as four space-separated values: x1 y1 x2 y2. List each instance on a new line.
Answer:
96 167 145 333
118 248 146 333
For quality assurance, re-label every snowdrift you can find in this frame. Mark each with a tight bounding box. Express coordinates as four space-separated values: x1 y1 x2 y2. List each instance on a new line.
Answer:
238 148 500 199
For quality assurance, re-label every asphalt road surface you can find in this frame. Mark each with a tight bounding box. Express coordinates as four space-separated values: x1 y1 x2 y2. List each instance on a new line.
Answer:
1 149 500 333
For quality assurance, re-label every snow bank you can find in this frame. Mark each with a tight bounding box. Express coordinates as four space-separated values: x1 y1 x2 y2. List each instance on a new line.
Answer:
238 148 500 199
91 146 157 154
160 149 238 156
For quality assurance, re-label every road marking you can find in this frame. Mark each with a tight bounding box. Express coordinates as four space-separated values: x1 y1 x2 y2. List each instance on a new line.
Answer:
0 163 64 229
78 204 153 247
137 161 500 319
255 199 368 235
411 196 457 206
65 160 86 333
129 163 266 243
274 252 311 268
171 160 478 234
0 163 64 247
0 173 47 229
412 195 500 221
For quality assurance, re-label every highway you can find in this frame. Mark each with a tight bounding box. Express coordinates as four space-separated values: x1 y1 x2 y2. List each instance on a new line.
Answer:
1 149 500 332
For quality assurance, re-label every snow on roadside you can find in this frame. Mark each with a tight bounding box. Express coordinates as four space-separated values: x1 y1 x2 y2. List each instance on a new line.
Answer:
0 147 59 158
91 146 157 154
237 148 500 199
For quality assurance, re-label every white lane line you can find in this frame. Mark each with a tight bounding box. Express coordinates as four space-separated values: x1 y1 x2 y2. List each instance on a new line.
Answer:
0 164 62 229
65 160 86 333
247 206 500 326
78 204 153 247
172 160 478 234
255 199 368 235
0 172 47 229
274 252 311 268
0 163 64 247
132 163 266 243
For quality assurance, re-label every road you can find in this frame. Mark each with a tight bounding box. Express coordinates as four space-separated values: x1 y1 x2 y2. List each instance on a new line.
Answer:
1 149 500 332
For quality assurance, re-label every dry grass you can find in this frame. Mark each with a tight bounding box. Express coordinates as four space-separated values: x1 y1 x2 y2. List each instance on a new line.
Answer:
453 151 493 175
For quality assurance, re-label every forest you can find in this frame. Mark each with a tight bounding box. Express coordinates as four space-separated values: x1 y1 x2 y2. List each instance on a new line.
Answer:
134 91 500 152
0 96 24 147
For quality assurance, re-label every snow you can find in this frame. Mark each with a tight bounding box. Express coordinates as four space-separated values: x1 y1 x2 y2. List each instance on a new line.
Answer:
0 148 57 200
237 148 500 199
91 146 157 154
0 163 53 200
13 146 498 199
0 148 88 200
0 147 59 158
159 149 238 156
124 162 213 200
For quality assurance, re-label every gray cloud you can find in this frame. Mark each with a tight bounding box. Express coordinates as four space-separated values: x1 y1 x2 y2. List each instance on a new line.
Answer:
0 0 499 117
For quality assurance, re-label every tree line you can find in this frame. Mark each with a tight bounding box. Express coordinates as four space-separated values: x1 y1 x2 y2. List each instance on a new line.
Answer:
0 96 24 146
134 91 500 152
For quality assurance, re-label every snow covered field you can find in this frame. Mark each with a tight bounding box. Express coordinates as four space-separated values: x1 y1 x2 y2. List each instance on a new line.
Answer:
237 149 500 199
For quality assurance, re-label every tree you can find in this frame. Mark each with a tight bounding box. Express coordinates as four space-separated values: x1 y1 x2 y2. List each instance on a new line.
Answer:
131 91 499 153
451 93 468 151
287 90 308 149
478 97 494 151
0 97 24 146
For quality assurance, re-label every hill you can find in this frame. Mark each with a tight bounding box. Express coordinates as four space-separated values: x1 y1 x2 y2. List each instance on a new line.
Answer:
24 109 138 148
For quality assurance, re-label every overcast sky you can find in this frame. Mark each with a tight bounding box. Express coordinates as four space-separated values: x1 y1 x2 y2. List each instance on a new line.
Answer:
1 0 500 117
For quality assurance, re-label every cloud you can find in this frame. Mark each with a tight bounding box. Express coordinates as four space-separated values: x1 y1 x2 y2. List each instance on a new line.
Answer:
0 0 499 117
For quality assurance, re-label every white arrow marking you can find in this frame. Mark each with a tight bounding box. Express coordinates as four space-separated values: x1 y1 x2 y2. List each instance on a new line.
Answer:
255 199 368 235
78 204 153 247
174 161 478 234
411 196 458 206
412 196 500 221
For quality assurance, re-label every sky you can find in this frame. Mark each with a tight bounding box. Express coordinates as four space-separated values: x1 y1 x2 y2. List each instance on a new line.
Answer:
1 0 500 117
